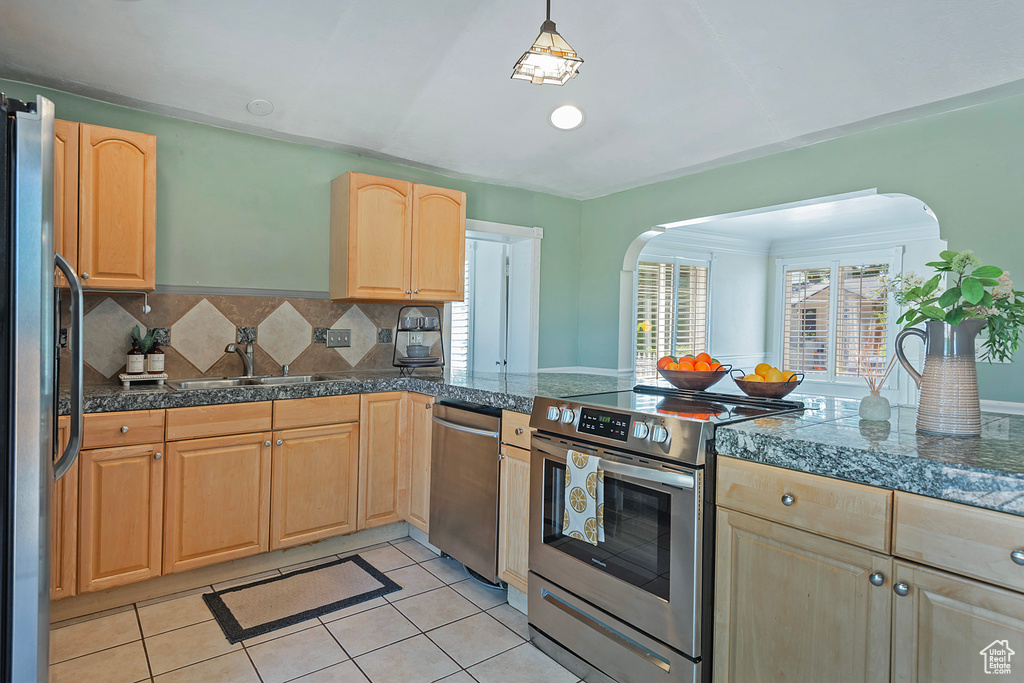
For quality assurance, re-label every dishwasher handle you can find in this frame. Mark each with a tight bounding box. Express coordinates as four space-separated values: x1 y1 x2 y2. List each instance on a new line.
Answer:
431 416 500 439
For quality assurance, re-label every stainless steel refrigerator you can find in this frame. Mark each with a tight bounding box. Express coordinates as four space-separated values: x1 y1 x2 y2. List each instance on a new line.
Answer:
1 93 83 682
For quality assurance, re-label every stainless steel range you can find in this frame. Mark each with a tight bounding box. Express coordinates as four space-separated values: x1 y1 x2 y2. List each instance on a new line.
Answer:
527 384 803 683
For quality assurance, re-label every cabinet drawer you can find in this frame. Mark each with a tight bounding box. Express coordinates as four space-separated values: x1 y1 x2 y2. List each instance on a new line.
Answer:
82 410 165 449
166 402 273 441
717 457 892 552
894 492 1024 592
273 395 359 430
501 410 533 450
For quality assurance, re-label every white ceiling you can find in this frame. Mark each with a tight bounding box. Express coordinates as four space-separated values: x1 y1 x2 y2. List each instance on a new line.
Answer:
3 0 1024 199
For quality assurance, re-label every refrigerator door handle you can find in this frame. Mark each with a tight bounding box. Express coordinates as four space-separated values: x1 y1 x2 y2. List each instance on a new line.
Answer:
53 253 83 481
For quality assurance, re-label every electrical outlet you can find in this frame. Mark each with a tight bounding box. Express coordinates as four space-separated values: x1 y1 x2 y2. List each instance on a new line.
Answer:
410 332 424 345
327 329 351 348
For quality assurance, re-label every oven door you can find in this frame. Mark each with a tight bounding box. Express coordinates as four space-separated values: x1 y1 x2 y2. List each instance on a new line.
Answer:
529 435 703 657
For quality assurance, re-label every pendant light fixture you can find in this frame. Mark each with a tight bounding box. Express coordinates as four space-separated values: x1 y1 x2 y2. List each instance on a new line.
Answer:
511 0 583 85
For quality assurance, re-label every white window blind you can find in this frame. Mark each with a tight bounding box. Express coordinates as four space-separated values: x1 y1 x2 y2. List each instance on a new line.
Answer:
450 256 471 373
781 259 890 382
636 260 709 379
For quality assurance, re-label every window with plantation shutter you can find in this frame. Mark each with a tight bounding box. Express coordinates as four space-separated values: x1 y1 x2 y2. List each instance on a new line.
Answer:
450 256 471 372
635 259 709 379
780 254 891 384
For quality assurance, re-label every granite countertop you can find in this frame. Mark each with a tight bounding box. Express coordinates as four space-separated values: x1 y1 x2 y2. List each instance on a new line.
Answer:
716 394 1024 516
59 370 635 417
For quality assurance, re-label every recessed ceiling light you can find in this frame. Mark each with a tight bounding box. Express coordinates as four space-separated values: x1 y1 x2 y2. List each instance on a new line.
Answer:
550 104 584 130
246 99 274 116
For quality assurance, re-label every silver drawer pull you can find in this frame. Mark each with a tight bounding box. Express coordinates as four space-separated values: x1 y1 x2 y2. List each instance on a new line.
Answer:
515 427 524 435
781 494 795 506
893 582 910 597
1011 550 1024 566
869 572 885 587
154 452 162 460
120 425 130 433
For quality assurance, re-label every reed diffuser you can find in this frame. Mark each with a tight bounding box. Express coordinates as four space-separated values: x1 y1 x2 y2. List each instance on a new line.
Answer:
859 355 897 421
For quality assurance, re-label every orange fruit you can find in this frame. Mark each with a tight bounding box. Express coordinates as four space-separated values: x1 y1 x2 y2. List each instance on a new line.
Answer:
695 352 711 365
695 361 711 371
742 374 763 382
782 370 798 382
754 362 772 378
764 367 785 383
657 356 674 370
709 362 722 371
666 362 679 371
679 356 695 365
677 361 695 371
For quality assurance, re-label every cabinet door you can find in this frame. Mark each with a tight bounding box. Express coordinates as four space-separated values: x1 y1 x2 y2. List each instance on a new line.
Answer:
51 416 77 600
164 433 271 573
271 423 359 550
892 560 1024 682
332 173 412 300
78 123 156 290
498 444 530 594
358 393 408 529
54 119 79 287
407 393 434 533
714 508 891 683
410 183 465 301
78 443 164 593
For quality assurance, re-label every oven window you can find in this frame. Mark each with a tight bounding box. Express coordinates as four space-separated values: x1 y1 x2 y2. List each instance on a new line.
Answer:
542 459 671 600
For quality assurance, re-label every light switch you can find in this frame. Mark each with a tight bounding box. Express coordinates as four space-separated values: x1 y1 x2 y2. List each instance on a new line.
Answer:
327 329 351 347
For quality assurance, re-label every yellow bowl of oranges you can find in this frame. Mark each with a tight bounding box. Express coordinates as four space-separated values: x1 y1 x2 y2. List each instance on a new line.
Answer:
731 363 804 399
656 353 732 391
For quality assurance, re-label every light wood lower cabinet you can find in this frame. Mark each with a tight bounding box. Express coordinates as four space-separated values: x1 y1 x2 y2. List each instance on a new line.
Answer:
163 433 272 574
714 508 892 683
498 444 530 594
270 423 359 550
358 393 409 530
78 442 164 593
892 560 1024 682
52 417 77 600
406 393 434 533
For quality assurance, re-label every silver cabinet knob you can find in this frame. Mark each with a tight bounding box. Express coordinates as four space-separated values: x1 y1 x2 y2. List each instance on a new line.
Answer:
893 582 910 597
414 289 420 294
264 440 272 447
406 290 412 295
515 427 524 436
781 494 796 506
276 439 283 446
869 572 885 587
81 272 90 279
121 425 130 433
154 452 162 460
1011 550 1024 565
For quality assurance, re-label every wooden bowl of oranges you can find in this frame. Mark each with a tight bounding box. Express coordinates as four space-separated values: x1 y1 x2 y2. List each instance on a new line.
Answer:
656 353 732 391
731 364 804 399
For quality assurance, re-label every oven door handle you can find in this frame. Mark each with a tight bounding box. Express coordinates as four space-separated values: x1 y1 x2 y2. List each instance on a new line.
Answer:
533 439 695 490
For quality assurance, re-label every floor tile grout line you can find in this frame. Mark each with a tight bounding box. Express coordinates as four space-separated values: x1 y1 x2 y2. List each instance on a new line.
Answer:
241 646 266 683
132 604 156 682
145 644 246 679
48 635 146 667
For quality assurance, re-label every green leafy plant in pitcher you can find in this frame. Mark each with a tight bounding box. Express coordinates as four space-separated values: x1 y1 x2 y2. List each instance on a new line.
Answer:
886 250 1024 436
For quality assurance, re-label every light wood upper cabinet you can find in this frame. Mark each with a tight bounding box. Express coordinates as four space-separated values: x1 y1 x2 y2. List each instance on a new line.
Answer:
892 560 1024 682
163 433 271 574
498 443 530 594
358 392 409 529
330 172 465 301
406 393 434 533
714 508 892 683
51 417 77 600
78 442 164 593
54 119 79 287
78 123 156 290
270 423 360 550
410 183 466 301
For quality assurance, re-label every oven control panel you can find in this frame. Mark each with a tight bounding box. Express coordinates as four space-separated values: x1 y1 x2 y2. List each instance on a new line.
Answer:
576 407 630 442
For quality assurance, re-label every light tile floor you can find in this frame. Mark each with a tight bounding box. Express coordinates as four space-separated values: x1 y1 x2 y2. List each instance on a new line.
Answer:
49 537 581 683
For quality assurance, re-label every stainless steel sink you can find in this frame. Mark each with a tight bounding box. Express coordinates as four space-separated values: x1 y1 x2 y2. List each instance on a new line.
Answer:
167 377 255 390
255 375 314 385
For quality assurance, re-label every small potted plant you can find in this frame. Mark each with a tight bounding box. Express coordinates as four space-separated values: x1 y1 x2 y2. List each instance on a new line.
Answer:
129 325 157 375
884 250 1024 435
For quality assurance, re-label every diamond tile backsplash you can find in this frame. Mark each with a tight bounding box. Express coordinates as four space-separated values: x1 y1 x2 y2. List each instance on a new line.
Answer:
67 292 442 383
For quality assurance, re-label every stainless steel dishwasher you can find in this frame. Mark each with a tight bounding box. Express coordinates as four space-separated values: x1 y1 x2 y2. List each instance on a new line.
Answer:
429 400 503 583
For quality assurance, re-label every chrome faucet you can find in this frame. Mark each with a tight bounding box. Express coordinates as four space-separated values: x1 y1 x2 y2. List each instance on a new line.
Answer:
225 343 255 377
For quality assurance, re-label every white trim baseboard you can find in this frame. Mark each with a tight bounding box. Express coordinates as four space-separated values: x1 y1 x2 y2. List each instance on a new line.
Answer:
980 399 1024 416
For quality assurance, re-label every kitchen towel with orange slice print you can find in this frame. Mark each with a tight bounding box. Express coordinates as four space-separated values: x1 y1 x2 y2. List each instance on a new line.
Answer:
562 450 605 546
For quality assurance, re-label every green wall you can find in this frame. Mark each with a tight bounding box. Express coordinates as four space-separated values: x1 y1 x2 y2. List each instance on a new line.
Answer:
0 79 583 368
578 91 1024 401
